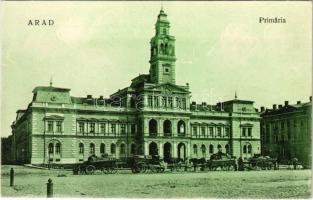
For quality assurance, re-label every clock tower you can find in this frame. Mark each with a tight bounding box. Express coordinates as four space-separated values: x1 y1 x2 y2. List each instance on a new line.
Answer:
149 9 176 84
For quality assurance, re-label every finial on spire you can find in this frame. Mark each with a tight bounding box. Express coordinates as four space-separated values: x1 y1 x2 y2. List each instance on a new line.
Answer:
235 91 238 99
50 76 53 87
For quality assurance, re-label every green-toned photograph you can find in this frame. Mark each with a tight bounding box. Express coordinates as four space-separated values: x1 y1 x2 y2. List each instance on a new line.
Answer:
1 1 312 198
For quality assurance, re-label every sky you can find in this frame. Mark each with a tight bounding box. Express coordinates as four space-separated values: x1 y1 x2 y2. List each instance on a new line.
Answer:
1 1 312 137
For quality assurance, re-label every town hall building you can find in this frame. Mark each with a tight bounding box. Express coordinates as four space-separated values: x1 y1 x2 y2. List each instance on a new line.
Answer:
10 9 261 164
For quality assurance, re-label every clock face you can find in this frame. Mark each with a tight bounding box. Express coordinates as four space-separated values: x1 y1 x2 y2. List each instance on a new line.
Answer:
51 96 57 101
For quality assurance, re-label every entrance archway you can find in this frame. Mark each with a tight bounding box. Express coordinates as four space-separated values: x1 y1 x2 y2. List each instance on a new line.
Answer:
149 142 158 156
163 142 172 163
177 143 186 161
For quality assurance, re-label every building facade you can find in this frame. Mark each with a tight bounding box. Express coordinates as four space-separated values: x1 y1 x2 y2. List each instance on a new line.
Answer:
10 9 261 164
260 98 312 168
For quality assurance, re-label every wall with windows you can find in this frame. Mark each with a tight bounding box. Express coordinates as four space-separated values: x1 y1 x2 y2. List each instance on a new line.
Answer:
190 141 230 159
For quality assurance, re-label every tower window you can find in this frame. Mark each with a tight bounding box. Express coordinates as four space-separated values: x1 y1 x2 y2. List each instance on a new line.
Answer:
164 67 170 74
163 28 166 35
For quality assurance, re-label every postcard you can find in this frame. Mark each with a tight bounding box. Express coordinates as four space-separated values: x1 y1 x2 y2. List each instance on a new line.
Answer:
1 1 312 198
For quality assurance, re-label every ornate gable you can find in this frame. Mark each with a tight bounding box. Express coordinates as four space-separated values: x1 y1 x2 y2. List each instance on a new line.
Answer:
146 82 190 95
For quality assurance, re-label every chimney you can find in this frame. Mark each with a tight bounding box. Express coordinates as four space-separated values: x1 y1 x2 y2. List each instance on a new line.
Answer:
260 106 265 112
278 104 282 109
310 96 312 102
284 101 289 106
87 95 92 99
99 95 104 99
297 101 301 104
273 104 277 110
192 101 196 105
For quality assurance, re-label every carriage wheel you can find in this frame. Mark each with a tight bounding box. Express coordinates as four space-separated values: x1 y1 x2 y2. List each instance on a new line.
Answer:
101 167 109 174
111 167 118 174
85 165 96 175
267 164 273 170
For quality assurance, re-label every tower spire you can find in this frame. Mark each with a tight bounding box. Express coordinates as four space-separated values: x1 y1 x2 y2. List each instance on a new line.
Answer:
235 91 238 99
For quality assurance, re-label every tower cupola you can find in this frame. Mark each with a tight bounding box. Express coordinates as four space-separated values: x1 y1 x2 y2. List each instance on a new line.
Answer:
149 9 176 84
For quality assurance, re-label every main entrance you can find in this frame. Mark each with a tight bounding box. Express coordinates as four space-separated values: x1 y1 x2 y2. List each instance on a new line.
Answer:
149 142 158 156
163 142 172 163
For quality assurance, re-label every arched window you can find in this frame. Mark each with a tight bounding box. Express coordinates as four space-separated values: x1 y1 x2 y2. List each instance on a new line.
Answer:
201 144 206 155
165 43 168 54
160 43 164 54
217 144 222 152
225 144 230 154
79 143 84 154
163 120 172 136
55 143 61 154
111 143 116 154
243 145 247 154
100 143 105 154
247 145 252 154
209 144 214 154
90 143 95 154
177 120 185 135
131 144 136 155
149 119 158 135
48 143 54 154
193 144 197 155
149 142 158 156
120 143 126 154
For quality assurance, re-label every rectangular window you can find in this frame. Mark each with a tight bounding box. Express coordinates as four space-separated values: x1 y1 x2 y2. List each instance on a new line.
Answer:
217 127 221 137
201 127 206 137
47 121 53 132
181 98 186 109
131 124 136 135
154 96 159 107
242 128 246 137
100 123 106 134
225 127 229 137
89 123 95 133
148 95 153 107
121 124 126 135
168 97 173 108
56 121 62 133
248 128 252 137
162 96 167 107
111 124 116 134
209 127 214 137
281 121 284 130
193 126 197 136
79 122 84 133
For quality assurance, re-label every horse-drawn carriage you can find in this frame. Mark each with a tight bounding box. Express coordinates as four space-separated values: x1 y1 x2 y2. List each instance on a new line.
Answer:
206 152 237 171
189 152 237 171
129 155 165 173
240 155 277 170
73 155 119 175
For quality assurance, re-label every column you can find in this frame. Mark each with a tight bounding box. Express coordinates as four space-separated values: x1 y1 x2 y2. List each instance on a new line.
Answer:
185 142 190 160
159 142 163 158
173 119 177 137
159 119 163 137
144 142 149 156
173 142 177 158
